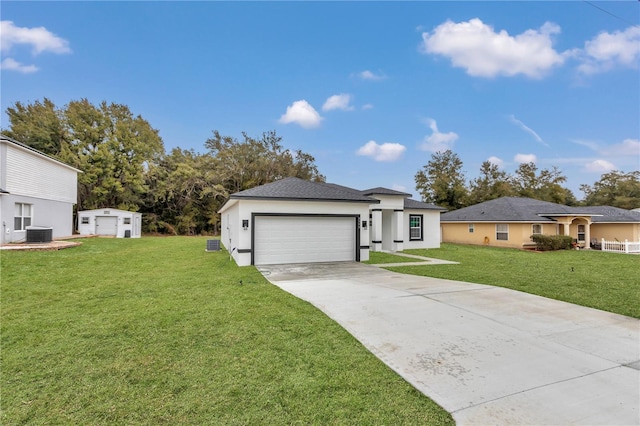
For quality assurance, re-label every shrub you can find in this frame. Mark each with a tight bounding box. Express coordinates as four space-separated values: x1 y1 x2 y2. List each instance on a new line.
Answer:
531 234 574 251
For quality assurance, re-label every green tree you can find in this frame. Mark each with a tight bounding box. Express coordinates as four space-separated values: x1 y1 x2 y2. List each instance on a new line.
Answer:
468 161 514 205
580 170 640 209
143 148 227 235
415 150 468 210
205 129 325 193
4 98 165 212
513 162 571 204
3 98 66 156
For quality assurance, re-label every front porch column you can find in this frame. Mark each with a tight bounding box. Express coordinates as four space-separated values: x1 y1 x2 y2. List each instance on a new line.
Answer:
371 209 382 252
393 209 404 251
585 221 591 249
563 223 570 236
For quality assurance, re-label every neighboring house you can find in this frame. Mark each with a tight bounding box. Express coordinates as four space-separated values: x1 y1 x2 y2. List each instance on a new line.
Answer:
77 209 142 238
440 197 640 249
219 177 445 266
0 134 80 244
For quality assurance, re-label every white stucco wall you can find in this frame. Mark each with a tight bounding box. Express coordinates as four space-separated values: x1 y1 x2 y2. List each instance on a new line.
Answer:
77 209 142 238
403 209 441 249
0 194 74 243
220 199 370 266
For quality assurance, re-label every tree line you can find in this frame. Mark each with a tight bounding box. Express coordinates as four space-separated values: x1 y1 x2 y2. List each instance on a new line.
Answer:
3 98 324 235
3 98 638 235
415 150 640 210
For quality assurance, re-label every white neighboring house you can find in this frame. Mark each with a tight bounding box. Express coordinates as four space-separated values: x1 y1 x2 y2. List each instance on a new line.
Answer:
0 134 80 244
219 177 445 266
77 208 142 238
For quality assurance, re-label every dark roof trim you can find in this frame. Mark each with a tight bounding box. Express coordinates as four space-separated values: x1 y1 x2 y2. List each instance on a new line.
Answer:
230 195 376 204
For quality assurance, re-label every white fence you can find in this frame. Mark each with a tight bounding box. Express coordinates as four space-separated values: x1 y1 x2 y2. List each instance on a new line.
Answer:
601 239 640 254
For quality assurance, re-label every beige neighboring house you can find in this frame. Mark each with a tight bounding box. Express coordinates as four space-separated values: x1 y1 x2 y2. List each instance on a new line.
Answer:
440 197 640 249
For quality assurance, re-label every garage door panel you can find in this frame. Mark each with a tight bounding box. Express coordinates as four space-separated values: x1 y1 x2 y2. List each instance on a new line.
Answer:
254 216 356 265
96 216 117 236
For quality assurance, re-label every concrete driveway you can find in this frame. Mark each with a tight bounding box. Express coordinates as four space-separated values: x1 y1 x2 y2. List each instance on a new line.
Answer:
258 262 640 425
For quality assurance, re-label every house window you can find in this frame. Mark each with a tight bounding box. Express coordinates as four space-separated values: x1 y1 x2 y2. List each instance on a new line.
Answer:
81 217 90 224
409 215 423 241
14 203 32 231
532 224 542 235
124 217 131 225
468 224 474 233
496 224 509 241
577 224 586 241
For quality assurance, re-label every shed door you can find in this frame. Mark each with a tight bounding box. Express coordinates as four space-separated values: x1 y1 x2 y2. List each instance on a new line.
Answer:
96 216 117 236
254 216 356 265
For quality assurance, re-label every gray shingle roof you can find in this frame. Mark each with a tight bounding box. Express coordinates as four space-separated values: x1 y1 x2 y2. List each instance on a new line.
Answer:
361 187 411 197
404 198 447 211
440 197 605 222
579 206 640 223
230 177 378 203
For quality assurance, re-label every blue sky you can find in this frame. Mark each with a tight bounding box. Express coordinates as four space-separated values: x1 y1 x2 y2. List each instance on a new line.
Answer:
2 1 639 200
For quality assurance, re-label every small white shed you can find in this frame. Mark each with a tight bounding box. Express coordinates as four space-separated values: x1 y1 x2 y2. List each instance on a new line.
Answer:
77 208 142 238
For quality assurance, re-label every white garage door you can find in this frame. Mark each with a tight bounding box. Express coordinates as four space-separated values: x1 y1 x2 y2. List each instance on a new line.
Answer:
254 216 356 265
96 216 117 236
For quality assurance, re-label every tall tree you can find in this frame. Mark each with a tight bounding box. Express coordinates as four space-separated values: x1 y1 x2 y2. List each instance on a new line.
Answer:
205 129 324 193
3 98 66 156
4 98 165 211
513 162 571 204
580 170 640 209
143 148 227 235
468 161 514 204
415 150 468 210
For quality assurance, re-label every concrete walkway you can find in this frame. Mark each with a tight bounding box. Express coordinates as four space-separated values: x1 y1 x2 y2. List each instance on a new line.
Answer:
368 252 459 267
258 262 640 425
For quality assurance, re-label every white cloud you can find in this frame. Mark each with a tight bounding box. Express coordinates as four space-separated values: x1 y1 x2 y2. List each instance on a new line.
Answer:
362 103 374 110
487 156 504 168
577 26 640 75
278 100 323 129
0 57 38 73
508 115 548 146
514 153 537 163
1 20 71 54
569 138 599 151
421 18 565 78
419 118 459 152
357 70 386 81
356 140 406 162
584 159 616 173
604 138 640 157
392 184 408 192
322 94 354 112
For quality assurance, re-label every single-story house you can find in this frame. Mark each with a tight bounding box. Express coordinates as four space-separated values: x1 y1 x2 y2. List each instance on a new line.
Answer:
0 134 80 244
77 208 142 238
219 177 445 266
440 196 640 249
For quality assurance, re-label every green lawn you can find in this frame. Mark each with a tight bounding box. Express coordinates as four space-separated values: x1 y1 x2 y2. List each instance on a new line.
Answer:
1 237 453 425
392 244 640 319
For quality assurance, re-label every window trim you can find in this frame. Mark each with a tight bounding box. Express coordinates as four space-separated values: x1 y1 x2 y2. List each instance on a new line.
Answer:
532 224 542 235
123 217 131 225
81 217 90 224
14 203 33 232
496 223 509 241
409 214 423 241
468 223 474 233
577 224 586 241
